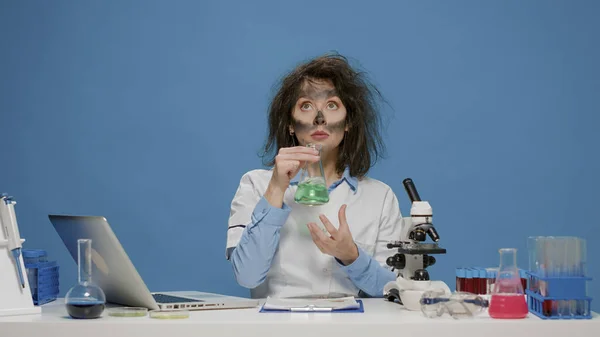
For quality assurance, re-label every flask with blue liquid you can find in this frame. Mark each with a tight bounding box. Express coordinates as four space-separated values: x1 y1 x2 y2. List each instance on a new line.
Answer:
65 239 106 319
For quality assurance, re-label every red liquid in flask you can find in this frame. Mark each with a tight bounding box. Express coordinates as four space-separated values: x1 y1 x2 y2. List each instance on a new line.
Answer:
489 294 528 318
489 248 529 319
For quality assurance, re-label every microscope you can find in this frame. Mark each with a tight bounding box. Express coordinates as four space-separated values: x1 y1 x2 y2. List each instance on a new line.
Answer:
383 178 451 310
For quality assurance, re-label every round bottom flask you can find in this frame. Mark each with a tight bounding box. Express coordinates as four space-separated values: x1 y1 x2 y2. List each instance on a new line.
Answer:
65 239 106 319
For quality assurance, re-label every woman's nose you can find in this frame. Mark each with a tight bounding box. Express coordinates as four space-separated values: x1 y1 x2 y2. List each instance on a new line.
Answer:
313 110 326 125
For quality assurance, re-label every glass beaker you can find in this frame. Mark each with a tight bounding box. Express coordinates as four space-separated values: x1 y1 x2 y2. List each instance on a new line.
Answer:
294 143 329 206
488 248 528 319
65 239 106 319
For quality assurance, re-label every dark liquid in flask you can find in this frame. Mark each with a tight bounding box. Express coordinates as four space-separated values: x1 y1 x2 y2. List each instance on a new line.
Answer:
66 301 105 319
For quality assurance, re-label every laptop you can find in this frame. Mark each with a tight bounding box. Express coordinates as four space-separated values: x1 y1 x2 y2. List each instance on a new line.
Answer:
48 214 259 311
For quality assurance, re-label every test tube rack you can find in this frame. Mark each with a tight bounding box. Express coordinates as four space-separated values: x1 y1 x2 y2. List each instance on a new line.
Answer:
525 272 593 319
0 238 42 317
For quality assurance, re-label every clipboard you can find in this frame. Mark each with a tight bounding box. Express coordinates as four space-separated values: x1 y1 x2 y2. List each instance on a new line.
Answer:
259 299 364 313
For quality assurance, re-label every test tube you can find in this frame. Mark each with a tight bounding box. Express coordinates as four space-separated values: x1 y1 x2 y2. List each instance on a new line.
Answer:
566 237 577 277
478 268 487 295
564 237 577 317
455 268 459 292
548 237 561 316
471 268 480 295
528 236 540 276
527 237 539 294
557 237 570 317
532 237 548 315
575 237 587 316
474 268 481 295
456 268 466 292
576 237 587 277
464 269 473 294
538 236 548 277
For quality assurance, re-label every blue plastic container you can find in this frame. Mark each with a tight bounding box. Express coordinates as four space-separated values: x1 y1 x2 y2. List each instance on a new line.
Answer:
27 261 60 305
22 249 48 265
23 250 60 305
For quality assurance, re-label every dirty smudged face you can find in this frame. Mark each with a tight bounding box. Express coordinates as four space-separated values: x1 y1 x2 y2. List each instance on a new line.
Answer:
290 79 348 152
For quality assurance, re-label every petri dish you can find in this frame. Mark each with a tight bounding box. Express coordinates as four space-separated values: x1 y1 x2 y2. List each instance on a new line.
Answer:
108 307 148 317
149 309 190 319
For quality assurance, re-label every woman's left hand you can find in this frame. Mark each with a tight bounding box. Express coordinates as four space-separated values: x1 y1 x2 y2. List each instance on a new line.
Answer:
307 204 359 265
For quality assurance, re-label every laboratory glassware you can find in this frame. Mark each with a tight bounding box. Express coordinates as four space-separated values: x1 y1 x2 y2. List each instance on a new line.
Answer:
489 248 528 319
294 143 329 205
65 239 106 319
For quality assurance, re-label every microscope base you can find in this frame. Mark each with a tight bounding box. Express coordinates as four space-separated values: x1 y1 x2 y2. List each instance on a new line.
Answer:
383 279 451 311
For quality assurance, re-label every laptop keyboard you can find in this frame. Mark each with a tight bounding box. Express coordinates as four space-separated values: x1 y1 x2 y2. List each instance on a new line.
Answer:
152 293 204 303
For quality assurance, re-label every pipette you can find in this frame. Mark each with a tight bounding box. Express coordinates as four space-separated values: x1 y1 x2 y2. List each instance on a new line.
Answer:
0 194 26 288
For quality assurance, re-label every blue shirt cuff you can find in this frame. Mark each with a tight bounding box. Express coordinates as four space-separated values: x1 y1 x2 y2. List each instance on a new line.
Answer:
336 245 370 276
250 196 291 228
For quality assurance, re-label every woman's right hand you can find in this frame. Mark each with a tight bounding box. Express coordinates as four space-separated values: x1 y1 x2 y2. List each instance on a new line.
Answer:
264 146 320 208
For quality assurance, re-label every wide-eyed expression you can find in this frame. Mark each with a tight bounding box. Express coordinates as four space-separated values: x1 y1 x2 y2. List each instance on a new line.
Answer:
290 79 348 151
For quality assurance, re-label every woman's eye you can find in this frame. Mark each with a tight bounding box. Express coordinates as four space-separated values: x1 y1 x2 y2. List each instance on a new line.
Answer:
300 103 313 110
327 102 338 109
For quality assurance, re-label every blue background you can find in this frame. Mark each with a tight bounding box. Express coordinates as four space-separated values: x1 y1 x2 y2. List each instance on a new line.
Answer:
1 1 598 309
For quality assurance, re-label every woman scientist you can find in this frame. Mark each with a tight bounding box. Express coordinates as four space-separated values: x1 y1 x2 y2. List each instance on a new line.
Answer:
226 53 404 299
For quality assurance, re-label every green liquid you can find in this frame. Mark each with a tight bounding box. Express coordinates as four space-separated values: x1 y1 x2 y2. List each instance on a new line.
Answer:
294 180 329 205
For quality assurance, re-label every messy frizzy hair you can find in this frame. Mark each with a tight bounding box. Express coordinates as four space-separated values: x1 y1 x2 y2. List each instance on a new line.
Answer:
261 52 387 179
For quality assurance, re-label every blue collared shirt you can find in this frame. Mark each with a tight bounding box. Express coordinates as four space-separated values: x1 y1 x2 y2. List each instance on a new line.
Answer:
226 167 404 299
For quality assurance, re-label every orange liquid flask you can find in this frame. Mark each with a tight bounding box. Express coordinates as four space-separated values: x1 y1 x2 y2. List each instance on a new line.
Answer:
489 248 529 319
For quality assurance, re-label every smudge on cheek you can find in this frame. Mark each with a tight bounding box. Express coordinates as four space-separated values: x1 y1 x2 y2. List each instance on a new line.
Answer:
327 119 346 133
291 118 314 134
291 117 346 135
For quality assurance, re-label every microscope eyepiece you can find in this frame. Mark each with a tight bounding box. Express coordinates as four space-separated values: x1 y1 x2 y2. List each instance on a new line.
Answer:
403 178 421 202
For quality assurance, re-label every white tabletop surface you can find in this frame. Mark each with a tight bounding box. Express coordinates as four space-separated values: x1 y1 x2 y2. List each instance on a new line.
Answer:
1 297 599 337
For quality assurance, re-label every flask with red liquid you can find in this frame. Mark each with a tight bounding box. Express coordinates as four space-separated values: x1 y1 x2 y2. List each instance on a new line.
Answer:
489 248 529 319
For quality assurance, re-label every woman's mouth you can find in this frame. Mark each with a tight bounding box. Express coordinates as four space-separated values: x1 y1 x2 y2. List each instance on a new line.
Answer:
311 131 329 140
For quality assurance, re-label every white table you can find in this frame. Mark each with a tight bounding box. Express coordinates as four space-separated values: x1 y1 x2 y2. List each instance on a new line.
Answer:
1 298 598 337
